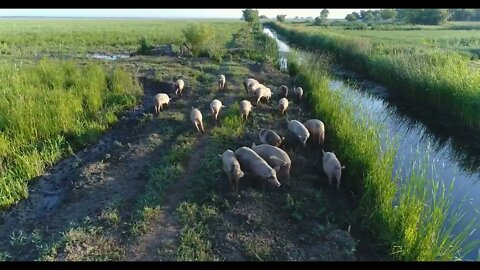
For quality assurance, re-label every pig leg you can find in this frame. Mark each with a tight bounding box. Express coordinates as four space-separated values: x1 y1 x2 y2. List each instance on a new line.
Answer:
335 170 341 190
234 177 239 193
228 175 235 192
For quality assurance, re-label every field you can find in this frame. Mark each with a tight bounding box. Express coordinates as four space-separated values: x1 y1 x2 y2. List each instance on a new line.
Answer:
0 19 241 58
0 18 477 261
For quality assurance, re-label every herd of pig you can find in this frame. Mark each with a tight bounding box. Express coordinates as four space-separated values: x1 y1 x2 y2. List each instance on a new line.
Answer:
152 75 345 192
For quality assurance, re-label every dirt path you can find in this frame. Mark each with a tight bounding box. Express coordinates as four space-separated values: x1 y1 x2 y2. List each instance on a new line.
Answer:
125 135 208 261
0 60 195 260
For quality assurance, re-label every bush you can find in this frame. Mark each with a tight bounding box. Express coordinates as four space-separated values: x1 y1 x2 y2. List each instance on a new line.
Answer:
344 21 368 30
137 36 154 55
183 23 216 57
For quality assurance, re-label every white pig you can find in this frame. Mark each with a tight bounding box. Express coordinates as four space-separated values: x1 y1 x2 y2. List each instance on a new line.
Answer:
251 143 291 186
219 149 245 192
278 98 289 115
190 107 205 133
240 100 253 120
218 74 226 90
243 78 259 94
153 93 171 114
234 146 281 188
287 120 310 147
294 86 303 102
322 150 346 190
304 119 325 146
279 85 288 98
175 79 185 97
210 99 226 121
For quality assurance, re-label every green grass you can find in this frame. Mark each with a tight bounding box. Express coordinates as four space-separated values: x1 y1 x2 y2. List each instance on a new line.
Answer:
176 202 218 261
0 59 142 209
266 22 480 130
33 218 124 261
287 51 477 260
0 18 243 57
5 217 125 261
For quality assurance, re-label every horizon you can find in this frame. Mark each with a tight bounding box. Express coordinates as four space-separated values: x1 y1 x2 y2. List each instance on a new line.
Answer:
0 9 371 19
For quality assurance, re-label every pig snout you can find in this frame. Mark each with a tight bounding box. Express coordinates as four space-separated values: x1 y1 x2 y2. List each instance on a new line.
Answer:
267 176 281 188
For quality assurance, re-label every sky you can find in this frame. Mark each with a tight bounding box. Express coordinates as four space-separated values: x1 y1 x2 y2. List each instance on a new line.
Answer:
0 9 370 19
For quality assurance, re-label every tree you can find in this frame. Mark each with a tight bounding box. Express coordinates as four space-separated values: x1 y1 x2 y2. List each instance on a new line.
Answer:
242 9 259 26
405 9 450 25
276 14 287 23
473 9 480 21
259 15 268 19
352 12 361 20
371 10 381 16
345 14 357 22
380 9 397 20
396 9 409 21
364 13 374 22
320 9 330 24
374 14 383 22
360 10 369 20
450 9 476 21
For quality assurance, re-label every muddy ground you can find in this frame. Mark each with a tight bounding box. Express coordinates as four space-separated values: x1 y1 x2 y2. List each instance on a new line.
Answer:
0 54 386 261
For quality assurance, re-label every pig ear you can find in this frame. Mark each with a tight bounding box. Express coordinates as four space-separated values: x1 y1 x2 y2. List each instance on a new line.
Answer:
273 165 281 172
252 143 256 148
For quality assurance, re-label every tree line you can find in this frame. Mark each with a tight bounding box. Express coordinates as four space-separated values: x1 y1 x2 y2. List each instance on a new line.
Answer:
344 9 480 25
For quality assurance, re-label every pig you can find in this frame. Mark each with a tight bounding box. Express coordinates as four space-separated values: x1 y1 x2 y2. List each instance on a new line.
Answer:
279 85 288 98
240 100 253 120
251 143 291 186
234 146 281 188
153 93 171 114
294 86 303 102
252 85 272 105
258 128 284 148
210 99 226 121
248 82 263 97
287 120 310 147
175 79 185 97
218 74 226 90
219 149 245 192
303 119 325 146
278 97 289 115
322 150 346 190
243 78 259 94
190 107 205 133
